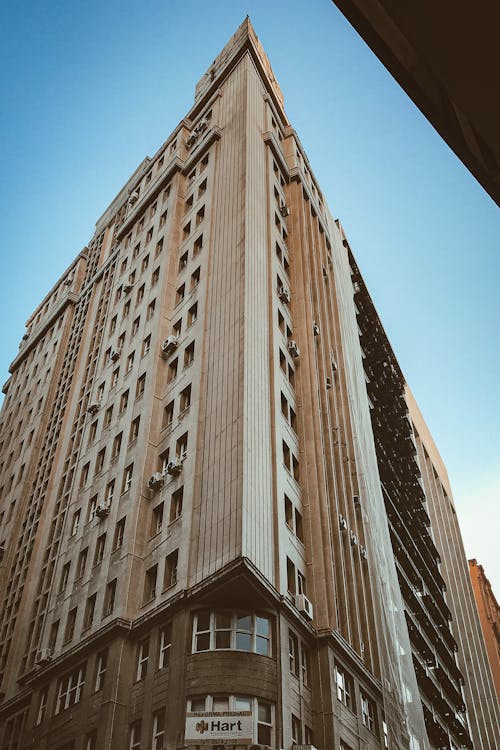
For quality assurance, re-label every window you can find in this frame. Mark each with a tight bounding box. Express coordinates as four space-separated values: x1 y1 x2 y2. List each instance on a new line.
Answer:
96 448 106 474
198 178 207 197
151 502 164 537
110 314 117 334
257 700 272 745
129 721 142 750
291 714 302 745
83 593 96 630
146 227 153 243
106 479 115 505
152 708 165 750
168 357 178 383
180 384 191 412
36 687 48 725
193 612 271 655
64 607 77 643
170 486 183 522
164 549 178 589
132 316 140 336
289 631 299 676
147 299 156 319
287 557 296 595
188 302 198 326
55 666 85 714
185 194 194 213
136 373 146 398
183 221 191 240
122 300 131 319
155 238 163 256
283 441 291 471
94 533 106 566
136 638 149 681
179 250 188 271
104 405 113 427
151 266 160 285
88 420 98 443
176 283 185 305
301 644 310 686
129 415 140 443
159 448 170 475
59 562 71 594
159 209 168 227
112 431 123 460
123 464 134 493
111 366 120 387
136 284 145 304
113 517 126 549
162 400 174 429
173 318 182 337
103 579 117 617
196 205 205 225
127 351 135 373
49 620 59 651
336 666 354 710
361 692 377 734
142 334 151 356
190 266 200 289
176 432 188 458
71 509 81 536
80 462 90 488
159 623 172 668
77 547 88 579
193 234 203 256
184 341 194 367
85 732 97 750
200 153 209 171
144 564 158 603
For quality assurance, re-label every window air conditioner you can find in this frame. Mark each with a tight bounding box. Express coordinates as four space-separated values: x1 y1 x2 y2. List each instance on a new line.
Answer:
129 189 140 205
350 533 358 547
313 322 320 336
123 283 133 294
148 473 164 491
95 503 110 519
360 546 367 560
278 287 290 304
36 648 53 665
295 593 313 621
166 458 183 476
288 340 300 359
339 514 347 531
87 404 99 415
110 349 121 362
279 201 290 217
186 132 197 147
161 336 179 357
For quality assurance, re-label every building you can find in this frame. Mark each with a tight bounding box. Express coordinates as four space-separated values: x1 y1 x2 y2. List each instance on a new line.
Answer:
469 560 500 705
0 18 497 750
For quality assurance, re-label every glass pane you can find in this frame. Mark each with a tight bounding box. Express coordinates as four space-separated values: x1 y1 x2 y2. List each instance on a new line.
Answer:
236 613 252 631
213 697 229 711
215 612 231 628
256 635 269 656
196 633 210 651
256 616 270 636
258 701 271 723
196 612 210 631
191 698 206 712
235 632 252 651
215 631 231 649
234 696 252 711
258 724 272 745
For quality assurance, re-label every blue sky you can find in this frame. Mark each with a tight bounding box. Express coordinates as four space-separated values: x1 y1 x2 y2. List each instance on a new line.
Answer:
1 0 499 592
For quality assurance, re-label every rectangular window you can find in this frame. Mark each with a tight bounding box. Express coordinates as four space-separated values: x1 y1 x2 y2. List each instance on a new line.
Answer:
147 299 156 319
188 302 198 326
96 448 106 474
151 503 164 537
104 405 113 427
144 564 158 603
184 341 194 367
336 666 354 710
289 631 299 676
129 415 140 442
113 517 126 550
170 487 183 522
94 533 106 566
64 607 77 644
142 334 151 356
59 562 71 593
77 547 88 579
36 687 48 725
361 692 377 734
152 708 165 750
103 579 117 617
164 549 178 589
257 701 272 745
136 639 149 681
193 234 203 256
291 714 302 745
94 649 107 692
136 373 146 398
83 593 96 630
301 643 310 686
163 401 174 429
55 666 85 714
129 721 142 750
159 623 172 668
180 384 191 412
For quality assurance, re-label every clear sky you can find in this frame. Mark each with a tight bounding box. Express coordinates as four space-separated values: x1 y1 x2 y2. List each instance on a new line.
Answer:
1 0 499 593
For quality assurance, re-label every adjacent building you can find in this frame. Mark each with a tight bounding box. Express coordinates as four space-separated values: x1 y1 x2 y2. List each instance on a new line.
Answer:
0 18 497 750
469 559 500 706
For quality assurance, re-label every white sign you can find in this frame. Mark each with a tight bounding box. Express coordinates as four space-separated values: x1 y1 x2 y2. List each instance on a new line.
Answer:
185 711 253 745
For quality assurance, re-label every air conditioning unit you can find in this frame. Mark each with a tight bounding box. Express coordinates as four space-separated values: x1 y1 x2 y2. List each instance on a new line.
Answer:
352 281 360 293
129 189 140 205
36 648 53 665
339 514 347 531
313 322 320 336
95 503 110 519
148 472 164 491
186 132 197 147
87 403 99 415
360 546 367 560
350 533 358 547
110 349 121 362
161 335 179 357
279 201 290 217
123 283 133 294
278 287 290 304
288 340 300 359
296 593 313 621
166 458 183 476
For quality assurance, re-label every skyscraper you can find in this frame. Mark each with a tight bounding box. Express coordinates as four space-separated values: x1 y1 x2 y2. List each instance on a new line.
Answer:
0 18 497 750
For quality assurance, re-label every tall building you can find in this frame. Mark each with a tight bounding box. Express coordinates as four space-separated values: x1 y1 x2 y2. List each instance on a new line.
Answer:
469 560 500 706
0 18 497 750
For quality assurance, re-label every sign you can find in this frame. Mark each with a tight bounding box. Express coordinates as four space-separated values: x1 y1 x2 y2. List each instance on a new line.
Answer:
185 711 253 745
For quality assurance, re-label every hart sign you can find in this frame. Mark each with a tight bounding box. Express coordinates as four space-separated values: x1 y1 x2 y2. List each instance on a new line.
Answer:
185 711 253 744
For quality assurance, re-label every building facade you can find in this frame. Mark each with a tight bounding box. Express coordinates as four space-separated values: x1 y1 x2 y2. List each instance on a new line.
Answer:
0 18 497 750
469 560 500 707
